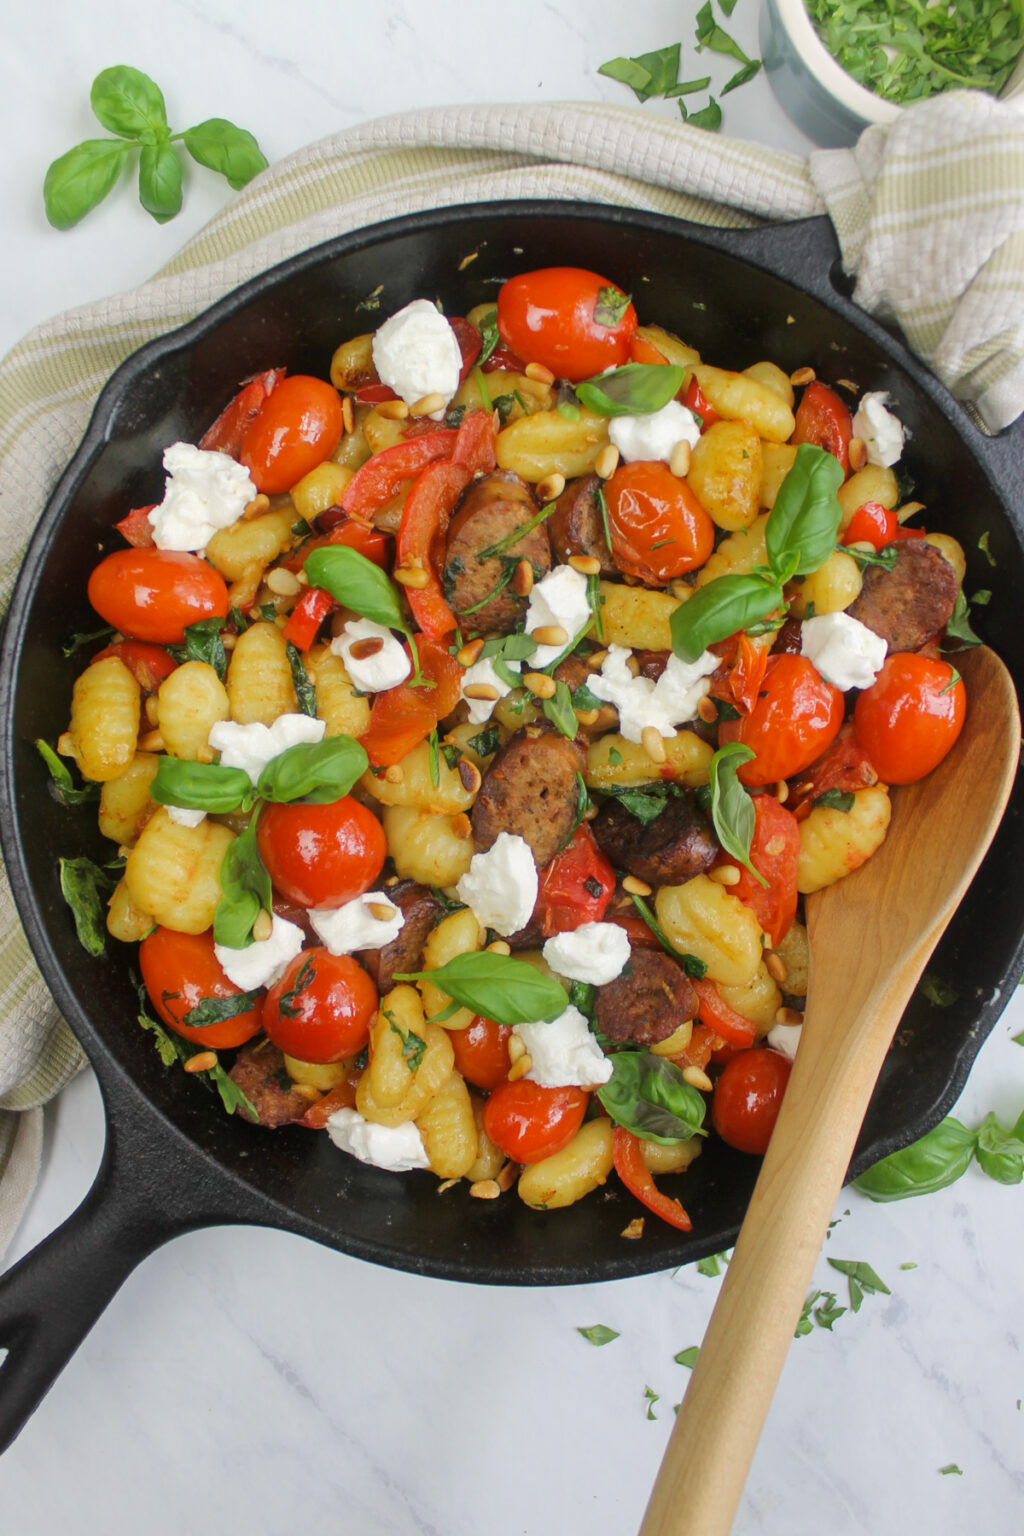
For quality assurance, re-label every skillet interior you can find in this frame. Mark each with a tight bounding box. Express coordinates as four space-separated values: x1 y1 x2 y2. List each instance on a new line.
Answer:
3 201 1024 1284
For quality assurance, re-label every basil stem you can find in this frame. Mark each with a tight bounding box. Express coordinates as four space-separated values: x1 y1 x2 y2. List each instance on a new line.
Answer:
395 952 568 1026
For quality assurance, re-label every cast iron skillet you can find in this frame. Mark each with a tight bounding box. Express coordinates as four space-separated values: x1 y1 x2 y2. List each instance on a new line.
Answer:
1 202 1023 1451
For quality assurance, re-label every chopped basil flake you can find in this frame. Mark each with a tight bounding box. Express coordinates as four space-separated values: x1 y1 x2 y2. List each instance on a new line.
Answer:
576 1324 620 1346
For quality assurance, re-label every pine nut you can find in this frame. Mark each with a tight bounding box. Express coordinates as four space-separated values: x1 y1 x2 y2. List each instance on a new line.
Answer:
138 729 164 752
794 780 814 797
513 559 535 596
451 813 473 840
457 759 482 793
575 708 600 726
348 636 384 660
586 649 609 671
496 1160 518 1192
568 553 602 576
487 939 512 956
469 1179 501 1200
290 1082 322 1103
410 392 446 418
669 440 691 478
683 1065 713 1093
144 694 160 727
457 637 484 667
507 1054 532 1082
536 472 566 503
393 564 429 589
384 764 404 784
765 951 788 984
625 653 641 677
376 398 410 420
621 1218 645 1239
184 1051 218 1074
641 726 667 764
595 444 619 479
523 671 556 699
368 902 397 922
697 695 718 724
790 366 816 386
195 744 216 764
622 875 652 897
243 494 270 520
436 1177 460 1194
508 1033 526 1062
709 864 741 886
221 632 237 650
463 682 499 701
594 705 619 730
252 909 274 943
775 779 789 803
385 874 400 887
775 1006 804 1027
532 624 568 647
296 570 309 586
524 361 555 385
341 395 355 434
848 436 868 472
765 836 787 858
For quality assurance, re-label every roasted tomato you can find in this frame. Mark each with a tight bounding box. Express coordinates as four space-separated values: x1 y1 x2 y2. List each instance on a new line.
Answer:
263 948 377 1063
256 797 387 909
87 548 229 644
792 381 852 476
482 1079 588 1164
720 792 801 948
496 267 637 382
450 1016 513 1092
719 654 844 786
139 927 263 1050
90 639 178 692
711 1048 793 1154
539 826 616 937
240 375 345 495
604 461 714 584
853 653 966 784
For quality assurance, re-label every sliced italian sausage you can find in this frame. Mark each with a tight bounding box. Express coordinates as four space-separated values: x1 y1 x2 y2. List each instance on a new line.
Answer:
442 470 551 633
229 1037 309 1127
471 726 585 869
592 789 719 886
358 880 441 990
548 473 617 575
595 948 698 1047
845 539 958 654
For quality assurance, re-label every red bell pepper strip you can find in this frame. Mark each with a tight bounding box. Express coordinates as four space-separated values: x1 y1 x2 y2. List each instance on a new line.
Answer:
340 431 458 519
792 381 852 476
115 503 157 548
453 407 497 474
91 639 178 692
396 458 471 640
482 342 528 374
281 586 338 651
539 826 616 937
449 316 482 381
612 1126 693 1232
629 334 670 365
199 368 285 457
682 376 719 430
285 519 393 574
353 382 399 405
692 978 757 1050
719 792 801 948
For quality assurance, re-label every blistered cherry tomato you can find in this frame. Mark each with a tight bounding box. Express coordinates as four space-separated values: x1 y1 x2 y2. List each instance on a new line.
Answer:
263 948 377 1063
90 639 178 692
719 653 844 786
853 652 966 784
792 381 852 475
87 548 229 644
240 375 344 495
604 461 714 584
450 1016 513 1092
539 825 615 937
711 1048 793 1154
482 1079 588 1164
257 796 386 909
496 267 637 382
139 927 263 1050
720 792 801 948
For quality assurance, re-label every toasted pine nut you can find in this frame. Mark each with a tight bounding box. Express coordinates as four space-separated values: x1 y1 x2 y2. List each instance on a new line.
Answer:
790 366 816 386
487 939 512 956
594 705 619 731
583 802 599 821
848 436 868 472
384 764 404 784
621 1218 645 1239
507 1054 532 1082
457 637 484 667
496 1160 518 1193
470 1179 501 1200
393 564 430 589
513 559 535 597
184 1051 218 1074
436 1177 461 1194
641 726 667 764
368 902 396 922
296 569 310 586
252 909 274 943
622 875 652 897
683 1065 713 1093
463 682 499 701
290 1082 323 1103
575 708 600 726
457 759 482 793
523 671 556 699
625 653 641 677
410 391 446 418
709 865 741 887
524 360 556 385
697 695 718 724
341 394 355 434
595 444 619 480
775 779 789 804
144 694 160 727
897 501 926 522
531 624 568 647
195 744 216 764
221 632 237 650
138 729 164 752
568 553 602 576
536 472 566 503
508 1033 527 1063
376 398 410 420
348 636 384 660
794 780 814 797
775 1006 804 1027
765 951 788 984
668 578 693 600
451 813 473 840
765 836 787 858
586 649 609 671
669 440 691 478
243 494 270 520
385 874 400 887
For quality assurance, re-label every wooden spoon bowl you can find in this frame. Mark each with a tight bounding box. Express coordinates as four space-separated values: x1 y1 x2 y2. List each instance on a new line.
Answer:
641 644 1020 1536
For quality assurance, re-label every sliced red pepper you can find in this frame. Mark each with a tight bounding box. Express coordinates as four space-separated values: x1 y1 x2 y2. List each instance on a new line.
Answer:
115 503 157 549
841 501 925 548
449 316 482 381
453 407 497 474
719 792 801 948
612 1125 693 1232
340 432 458 519
91 639 178 692
606 912 663 951
792 381 852 476
682 376 719 431
692 978 757 1050
199 368 285 457
285 519 393 575
629 334 670 365
396 459 471 640
280 586 338 651
539 826 616 937
299 1076 360 1129
353 382 399 405
482 342 527 374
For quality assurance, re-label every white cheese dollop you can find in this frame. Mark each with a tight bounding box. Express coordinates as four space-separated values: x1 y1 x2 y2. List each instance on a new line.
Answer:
524 565 591 667
515 1005 613 1089
208 713 326 785
608 399 701 464
801 612 887 691
310 891 405 954
460 654 521 725
331 618 411 694
542 922 631 986
326 1107 431 1172
456 832 538 937
214 914 305 991
371 299 463 418
766 1021 802 1061
587 644 719 742
148 442 257 552
165 805 206 828
852 391 906 468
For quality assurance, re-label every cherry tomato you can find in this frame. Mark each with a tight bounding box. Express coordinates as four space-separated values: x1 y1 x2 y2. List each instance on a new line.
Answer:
496 267 637 383
792 381 852 475
263 948 377 1063
257 796 386 909
629 333 670 365
87 548 229 644
604 461 714 585
115 503 157 548
721 793 801 948
711 1048 793 1154
482 1079 588 1164
240 375 345 495
450 1016 513 1092
711 632 770 716
785 720 878 822
90 639 178 693
853 652 966 785
719 653 844 786
139 927 263 1050
199 368 285 457
539 825 615 937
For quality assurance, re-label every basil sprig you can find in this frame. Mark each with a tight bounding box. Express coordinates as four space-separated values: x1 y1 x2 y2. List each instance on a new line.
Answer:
709 743 767 888
596 1051 707 1145
670 573 784 664
395 952 568 1027
214 822 273 950
575 363 685 418
59 856 118 957
151 757 255 814
854 1107 1024 1202
257 736 368 805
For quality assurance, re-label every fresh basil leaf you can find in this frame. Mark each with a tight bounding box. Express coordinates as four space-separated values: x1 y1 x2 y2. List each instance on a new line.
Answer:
854 1116 978 1202
597 55 656 100
644 1385 660 1420
183 990 262 1028
61 624 116 657
441 742 461 771
277 954 317 1018
576 363 684 418
722 59 762 94
842 541 899 573
766 444 844 578
972 589 991 606
36 739 99 806
597 1051 706 1145
670 572 783 662
138 141 182 222
695 2 756 66
571 681 602 712
814 1293 846 1331
593 285 632 329
304 545 408 634
257 735 368 805
182 118 267 190
477 307 500 364
43 139 131 229
179 615 227 680
813 788 854 813
944 588 982 649
467 723 501 758
286 640 318 717
557 400 580 423
628 892 706 977
59 856 115 957
709 743 766 888
795 1291 819 1337
674 1345 700 1368
568 979 596 1020
826 1258 890 1300
542 678 579 740
683 97 723 131
664 75 713 97
577 1324 620 1346
214 822 272 949
386 1013 428 1072
939 1465 963 1477
90 66 169 140
426 729 440 789
974 1110 1024 1185
696 1251 728 1277
151 757 253 813
606 783 673 826
210 1061 259 1119
395 952 568 1026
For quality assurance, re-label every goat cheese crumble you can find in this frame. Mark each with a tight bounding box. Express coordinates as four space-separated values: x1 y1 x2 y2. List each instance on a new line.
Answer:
525 565 591 667
515 1005 613 1089
542 922 630 986
608 399 701 464
310 891 404 955
331 618 411 693
165 805 206 828
852 392 906 468
326 1107 431 1172
587 644 719 742
460 654 521 724
214 913 305 990
148 442 256 552
456 832 538 936
371 299 463 418
767 1021 802 1061
801 611 887 691
208 713 326 784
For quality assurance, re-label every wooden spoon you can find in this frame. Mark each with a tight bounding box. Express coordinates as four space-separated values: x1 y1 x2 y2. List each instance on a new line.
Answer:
640 644 1019 1536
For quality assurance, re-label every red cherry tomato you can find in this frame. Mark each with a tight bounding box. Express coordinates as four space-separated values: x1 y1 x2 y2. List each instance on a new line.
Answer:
720 792 801 948
712 1048 793 1154
682 376 719 430
450 1016 513 1092
90 639 178 692
496 267 637 383
841 501 899 550
240 375 345 495
719 654 844 787
139 927 263 1050
87 548 229 644
604 461 714 585
482 1079 588 1164
792 381 852 476
853 652 966 784
263 948 377 1063
199 369 285 457
256 796 386 909
539 825 616 937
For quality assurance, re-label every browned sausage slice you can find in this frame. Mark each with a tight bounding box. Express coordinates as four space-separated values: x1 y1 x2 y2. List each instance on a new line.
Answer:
358 880 441 990
845 540 958 654
548 473 617 575
471 726 585 869
592 789 719 886
229 1038 309 1127
595 949 698 1047
443 471 551 633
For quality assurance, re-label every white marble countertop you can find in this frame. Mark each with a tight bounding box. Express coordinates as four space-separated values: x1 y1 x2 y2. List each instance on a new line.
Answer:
2 4 1023 1532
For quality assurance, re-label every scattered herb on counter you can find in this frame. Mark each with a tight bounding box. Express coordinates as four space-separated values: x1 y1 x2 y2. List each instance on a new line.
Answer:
854 1107 1024 1201
577 1324 620 1346
814 1293 847 1331
44 65 267 229
644 1385 661 1420
939 1464 964 1477
597 5 761 132
1013 1029 1024 1046
696 1251 730 1277
827 1258 890 1313
36 740 99 807
674 1345 701 1368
